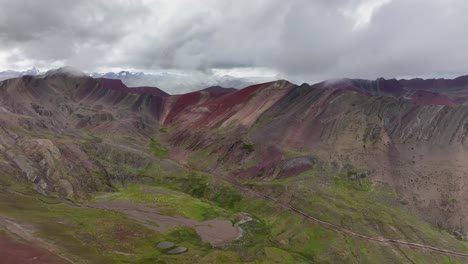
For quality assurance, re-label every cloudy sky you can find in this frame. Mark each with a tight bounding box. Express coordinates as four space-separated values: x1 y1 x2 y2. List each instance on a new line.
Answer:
1 0 468 84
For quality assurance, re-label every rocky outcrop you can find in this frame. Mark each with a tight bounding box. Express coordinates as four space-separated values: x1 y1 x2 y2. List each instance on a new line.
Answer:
0 74 167 198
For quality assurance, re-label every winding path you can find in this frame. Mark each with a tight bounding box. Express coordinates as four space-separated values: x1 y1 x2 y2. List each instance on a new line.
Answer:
211 171 468 260
5 173 468 260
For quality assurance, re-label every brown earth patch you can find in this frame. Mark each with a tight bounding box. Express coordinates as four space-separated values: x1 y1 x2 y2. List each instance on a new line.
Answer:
0 216 71 264
88 200 241 247
0 232 69 264
110 223 147 242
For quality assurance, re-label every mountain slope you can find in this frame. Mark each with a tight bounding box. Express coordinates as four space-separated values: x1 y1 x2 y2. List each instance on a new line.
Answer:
1 72 468 263
164 79 468 234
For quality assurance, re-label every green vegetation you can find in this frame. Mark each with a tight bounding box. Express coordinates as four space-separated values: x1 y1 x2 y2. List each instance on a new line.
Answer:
211 185 243 209
144 164 468 263
149 137 169 158
1 155 468 263
187 147 218 169
94 184 222 221
333 169 372 191
134 167 243 211
264 247 296 263
0 183 148 263
240 143 255 153
0 175 237 263
242 167 468 259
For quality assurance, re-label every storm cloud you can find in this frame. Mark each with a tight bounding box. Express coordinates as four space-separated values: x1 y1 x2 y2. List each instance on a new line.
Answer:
1 0 468 83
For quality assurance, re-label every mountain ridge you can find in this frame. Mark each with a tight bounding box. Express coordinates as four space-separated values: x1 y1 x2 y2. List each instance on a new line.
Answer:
1 71 468 263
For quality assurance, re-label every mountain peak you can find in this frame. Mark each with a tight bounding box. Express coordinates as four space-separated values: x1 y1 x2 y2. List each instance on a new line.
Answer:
199 86 237 94
45 66 87 77
96 77 169 97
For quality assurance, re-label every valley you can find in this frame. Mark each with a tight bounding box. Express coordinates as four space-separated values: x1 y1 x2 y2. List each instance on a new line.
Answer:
0 70 468 263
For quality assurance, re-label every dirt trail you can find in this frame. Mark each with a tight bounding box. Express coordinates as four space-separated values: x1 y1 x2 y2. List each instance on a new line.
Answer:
0 233 69 264
202 169 468 260
246 187 468 259
3 177 468 260
0 216 72 263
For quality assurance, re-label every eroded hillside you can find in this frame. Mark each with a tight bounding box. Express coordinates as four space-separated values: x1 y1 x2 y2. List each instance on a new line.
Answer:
1 71 468 263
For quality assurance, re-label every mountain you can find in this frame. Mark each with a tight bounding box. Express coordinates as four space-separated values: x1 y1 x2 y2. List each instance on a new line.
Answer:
1 70 468 263
0 67 41 80
315 77 468 105
96 78 169 97
0 69 255 94
91 70 256 94
199 85 238 94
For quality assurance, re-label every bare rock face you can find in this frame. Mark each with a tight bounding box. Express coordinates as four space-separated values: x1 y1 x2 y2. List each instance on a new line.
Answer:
7 153 42 185
278 156 317 178
7 138 69 195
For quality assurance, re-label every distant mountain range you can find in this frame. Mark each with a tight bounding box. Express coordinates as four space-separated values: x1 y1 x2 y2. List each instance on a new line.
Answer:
0 68 256 94
90 71 255 94
4 67 468 104
0 67 41 80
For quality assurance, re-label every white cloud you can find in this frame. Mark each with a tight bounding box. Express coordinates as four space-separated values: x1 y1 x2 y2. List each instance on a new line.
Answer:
342 0 393 30
1 0 468 88
212 67 281 79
